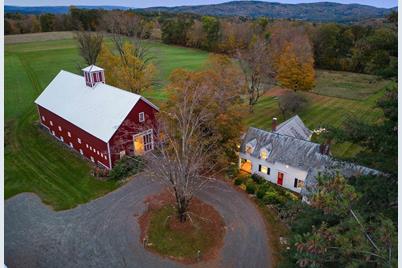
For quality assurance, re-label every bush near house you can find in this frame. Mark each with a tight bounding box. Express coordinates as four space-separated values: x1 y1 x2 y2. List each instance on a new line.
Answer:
246 182 256 194
108 156 143 180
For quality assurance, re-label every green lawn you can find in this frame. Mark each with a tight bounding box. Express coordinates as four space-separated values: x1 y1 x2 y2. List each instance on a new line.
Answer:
5 33 390 209
313 69 391 100
5 37 209 210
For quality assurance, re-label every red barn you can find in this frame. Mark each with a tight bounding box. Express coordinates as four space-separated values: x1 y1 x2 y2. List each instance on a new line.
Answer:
34 65 159 169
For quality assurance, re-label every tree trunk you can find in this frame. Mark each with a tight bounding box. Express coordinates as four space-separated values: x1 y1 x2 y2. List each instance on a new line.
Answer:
175 194 189 223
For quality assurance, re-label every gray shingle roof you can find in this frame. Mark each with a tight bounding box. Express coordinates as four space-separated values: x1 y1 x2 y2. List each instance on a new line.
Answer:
275 115 312 141
240 127 380 196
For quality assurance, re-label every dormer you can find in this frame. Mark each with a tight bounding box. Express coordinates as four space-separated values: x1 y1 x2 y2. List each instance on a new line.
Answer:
82 65 105 87
245 139 257 154
260 147 269 160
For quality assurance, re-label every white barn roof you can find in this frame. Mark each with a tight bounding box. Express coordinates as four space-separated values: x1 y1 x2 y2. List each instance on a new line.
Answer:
35 70 158 143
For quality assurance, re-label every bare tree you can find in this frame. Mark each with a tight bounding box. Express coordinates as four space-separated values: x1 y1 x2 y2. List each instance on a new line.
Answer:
74 31 103 66
143 80 218 222
278 91 308 119
236 37 275 112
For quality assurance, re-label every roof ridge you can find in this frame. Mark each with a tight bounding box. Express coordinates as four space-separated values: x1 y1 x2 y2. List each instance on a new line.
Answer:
249 126 320 146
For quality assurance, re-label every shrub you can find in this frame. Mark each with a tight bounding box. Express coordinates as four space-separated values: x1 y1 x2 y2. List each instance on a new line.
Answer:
263 191 283 205
109 156 143 180
251 173 264 184
256 188 266 199
226 163 240 178
234 177 243 185
246 182 256 194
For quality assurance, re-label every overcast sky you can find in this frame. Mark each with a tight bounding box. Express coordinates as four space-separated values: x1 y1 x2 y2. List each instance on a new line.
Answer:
4 0 398 8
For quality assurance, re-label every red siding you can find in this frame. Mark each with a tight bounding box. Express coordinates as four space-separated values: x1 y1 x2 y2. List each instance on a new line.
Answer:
37 105 111 169
37 99 158 169
109 99 158 165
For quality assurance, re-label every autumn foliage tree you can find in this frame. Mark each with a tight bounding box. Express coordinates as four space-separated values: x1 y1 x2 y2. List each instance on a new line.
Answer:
97 41 156 94
276 43 315 91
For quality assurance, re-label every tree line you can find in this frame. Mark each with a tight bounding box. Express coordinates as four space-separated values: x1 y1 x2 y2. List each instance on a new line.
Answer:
5 8 397 79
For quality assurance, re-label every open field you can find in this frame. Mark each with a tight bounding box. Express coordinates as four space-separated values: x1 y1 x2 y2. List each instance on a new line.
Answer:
313 69 392 100
5 32 390 209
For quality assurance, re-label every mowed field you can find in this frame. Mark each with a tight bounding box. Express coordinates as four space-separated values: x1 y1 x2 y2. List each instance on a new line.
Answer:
5 32 391 209
5 34 209 210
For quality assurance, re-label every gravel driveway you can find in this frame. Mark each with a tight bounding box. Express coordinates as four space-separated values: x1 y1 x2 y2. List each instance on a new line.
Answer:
5 175 271 268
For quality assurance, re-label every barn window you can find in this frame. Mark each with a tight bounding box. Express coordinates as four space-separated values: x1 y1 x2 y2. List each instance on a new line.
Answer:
79 149 83 155
104 155 107 160
68 131 71 137
139 112 145 122
144 129 154 151
100 153 103 157
69 142 73 148
41 116 45 121
90 156 95 162
77 138 81 144
86 144 89 148
60 136 64 142
90 146 92 150
58 126 62 131
50 121 53 126
97 151 100 155
52 130 55 136
119 150 126 159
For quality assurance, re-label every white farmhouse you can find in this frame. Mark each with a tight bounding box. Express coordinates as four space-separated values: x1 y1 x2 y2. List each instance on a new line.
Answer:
239 115 379 197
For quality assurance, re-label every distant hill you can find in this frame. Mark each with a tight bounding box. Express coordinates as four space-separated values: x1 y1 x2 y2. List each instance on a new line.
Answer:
6 1 396 23
5 5 130 14
139 1 395 22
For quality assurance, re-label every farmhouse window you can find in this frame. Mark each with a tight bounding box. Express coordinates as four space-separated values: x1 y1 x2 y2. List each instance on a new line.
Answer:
41 116 45 121
78 138 81 144
50 121 53 126
58 126 62 131
139 112 145 122
259 165 270 174
297 179 304 188
68 131 71 137
260 150 268 160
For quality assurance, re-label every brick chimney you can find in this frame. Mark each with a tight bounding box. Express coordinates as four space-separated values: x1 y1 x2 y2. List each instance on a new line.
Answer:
272 117 277 132
319 138 332 155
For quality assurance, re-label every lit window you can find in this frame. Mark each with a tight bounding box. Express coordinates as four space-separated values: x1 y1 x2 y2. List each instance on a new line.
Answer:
77 138 81 144
79 149 83 155
41 116 45 121
260 150 268 160
259 165 270 174
58 126 62 131
246 145 253 154
139 112 145 122
50 121 53 126
296 179 305 188
68 131 71 137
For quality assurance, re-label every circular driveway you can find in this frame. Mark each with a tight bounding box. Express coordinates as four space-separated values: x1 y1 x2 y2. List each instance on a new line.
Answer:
5 176 272 268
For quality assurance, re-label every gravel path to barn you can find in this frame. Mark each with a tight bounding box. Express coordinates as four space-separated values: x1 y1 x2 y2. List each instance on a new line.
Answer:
5 175 271 268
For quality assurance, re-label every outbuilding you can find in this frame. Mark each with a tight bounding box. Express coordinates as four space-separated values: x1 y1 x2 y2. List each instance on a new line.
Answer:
34 65 159 169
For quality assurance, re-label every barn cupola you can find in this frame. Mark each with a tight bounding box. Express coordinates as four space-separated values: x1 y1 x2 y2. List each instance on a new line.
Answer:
82 65 105 87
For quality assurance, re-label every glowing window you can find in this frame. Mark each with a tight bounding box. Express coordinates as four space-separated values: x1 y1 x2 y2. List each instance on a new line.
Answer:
260 150 268 160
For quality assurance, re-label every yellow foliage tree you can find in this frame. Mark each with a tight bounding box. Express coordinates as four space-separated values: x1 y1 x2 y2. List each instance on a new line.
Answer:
276 43 315 91
97 42 155 94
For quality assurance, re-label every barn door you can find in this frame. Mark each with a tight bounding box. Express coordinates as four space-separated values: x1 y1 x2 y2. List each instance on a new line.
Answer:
277 172 284 185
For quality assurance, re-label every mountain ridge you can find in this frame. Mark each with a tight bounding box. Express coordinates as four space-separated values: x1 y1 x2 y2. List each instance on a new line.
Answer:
5 1 396 23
